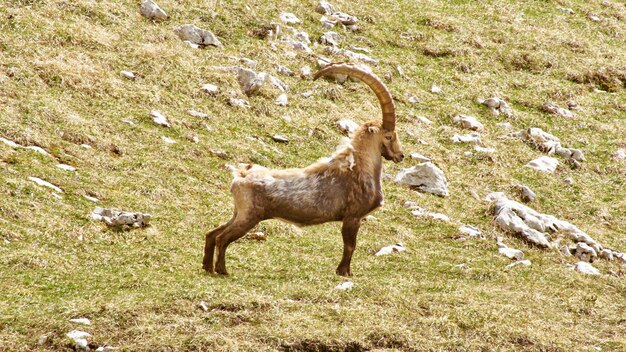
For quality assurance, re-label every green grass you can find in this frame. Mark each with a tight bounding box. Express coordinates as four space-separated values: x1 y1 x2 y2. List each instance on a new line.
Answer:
1 0 625 350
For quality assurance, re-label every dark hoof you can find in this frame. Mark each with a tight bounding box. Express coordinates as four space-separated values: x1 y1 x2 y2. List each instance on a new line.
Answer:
336 268 352 277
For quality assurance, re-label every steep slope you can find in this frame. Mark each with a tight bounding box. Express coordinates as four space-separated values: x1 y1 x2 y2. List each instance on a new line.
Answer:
1 0 625 350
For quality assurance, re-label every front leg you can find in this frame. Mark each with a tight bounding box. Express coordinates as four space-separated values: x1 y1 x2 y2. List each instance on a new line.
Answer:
336 217 361 276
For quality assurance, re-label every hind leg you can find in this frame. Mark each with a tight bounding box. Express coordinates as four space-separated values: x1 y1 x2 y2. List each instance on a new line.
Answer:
202 217 234 273
214 216 260 275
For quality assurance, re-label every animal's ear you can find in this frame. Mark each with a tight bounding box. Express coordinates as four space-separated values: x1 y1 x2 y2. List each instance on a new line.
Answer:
367 125 380 133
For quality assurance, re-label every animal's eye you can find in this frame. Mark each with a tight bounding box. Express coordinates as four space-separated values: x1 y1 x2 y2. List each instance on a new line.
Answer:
385 136 392 140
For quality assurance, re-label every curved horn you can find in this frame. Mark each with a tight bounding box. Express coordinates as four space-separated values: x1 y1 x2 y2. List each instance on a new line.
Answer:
313 63 396 131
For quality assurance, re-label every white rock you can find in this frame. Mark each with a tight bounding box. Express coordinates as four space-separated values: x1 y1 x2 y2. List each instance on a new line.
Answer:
95 346 118 352
315 1 335 15
337 119 359 134
150 110 170 127
280 12 301 24
613 149 625 161
25 146 51 156
140 0 167 21
474 146 495 154
56 164 76 172
451 133 482 145
497 241 525 260
413 115 432 125
395 162 449 197
301 91 313 98
375 243 406 256
236 67 266 96
70 318 92 325
268 75 287 92
574 261 600 275
600 249 613 261
431 85 442 94
67 330 91 350
272 135 289 143
174 24 222 47
407 95 419 104
409 153 431 162
276 64 294 76
275 93 288 106
162 136 176 144
187 109 209 118
120 71 135 79
29 177 63 193
505 260 531 269
411 208 450 222
183 40 199 49
228 98 249 108
478 97 513 117
81 144 92 149
454 263 470 270
588 14 601 22
489 193 609 252
559 7 575 14
91 207 151 230
517 185 536 203
350 46 371 54
83 195 99 203
542 102 574 118
564 177 574 185
300 65 312 79
0 137 20 148
334 281 354 290
459 225 483 238
575 242 597 262
201 83 218 95
282 115 292 123
454 115 483 131
526 156 558 173
320 31 341 46
121 119 134 126
324 46 377 65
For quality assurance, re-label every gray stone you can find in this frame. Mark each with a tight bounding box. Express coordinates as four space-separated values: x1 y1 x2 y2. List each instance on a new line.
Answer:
280 12 302 24
526 156 558 173
409 152 431 162
395 162 449 197
542 102 574 118
517 185 536 203
275 93 288 106
315 1 336 15
574 261 600 275
140 0 167 21
575 242 597 262
272 135 289 143
453 115 483 131
276 64 294 76
91 207 152 230
451 132 482 145
150 110 170 127
337 119 359 134
67 330 91 350
320 31 341 46
236 67 266 96
174 24 222 47
29 177 63 193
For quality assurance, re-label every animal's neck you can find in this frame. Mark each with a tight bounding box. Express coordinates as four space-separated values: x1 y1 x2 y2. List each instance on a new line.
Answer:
353 140 383 181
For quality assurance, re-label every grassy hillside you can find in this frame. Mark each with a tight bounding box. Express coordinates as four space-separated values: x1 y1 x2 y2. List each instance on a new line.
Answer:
1 0 625 350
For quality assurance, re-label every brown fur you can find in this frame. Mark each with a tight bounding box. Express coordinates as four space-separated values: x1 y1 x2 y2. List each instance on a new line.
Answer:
203 120 404 276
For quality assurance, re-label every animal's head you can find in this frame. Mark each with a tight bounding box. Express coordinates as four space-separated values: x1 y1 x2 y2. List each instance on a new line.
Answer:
313 63 405 164
365 122 404 163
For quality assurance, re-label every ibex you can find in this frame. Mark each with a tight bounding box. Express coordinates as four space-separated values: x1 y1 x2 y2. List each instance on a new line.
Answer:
203 63 404 276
